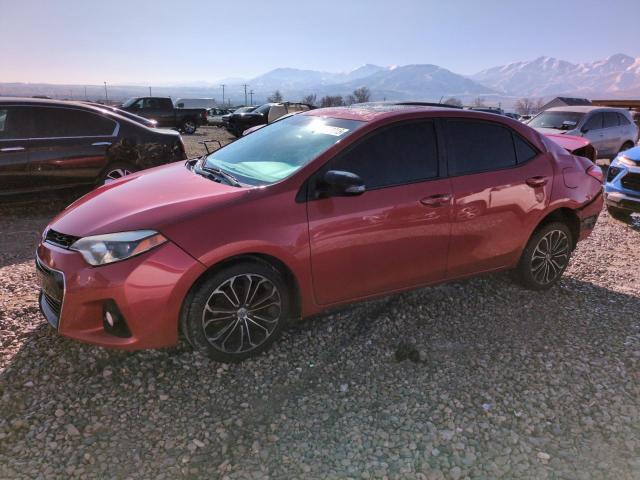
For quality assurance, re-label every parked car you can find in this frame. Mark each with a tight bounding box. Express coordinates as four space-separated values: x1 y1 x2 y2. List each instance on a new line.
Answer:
82 102 158 128
120 97 207 134
528 106 639 159
241 111 303 136
0 98 187 195
605 145 640 220
467 106 504 115
221 106 256 130
225 102 313 137
542 133 597 162
520 115 533 123
175 98 217 109
36 106 603 362
207 108 232 126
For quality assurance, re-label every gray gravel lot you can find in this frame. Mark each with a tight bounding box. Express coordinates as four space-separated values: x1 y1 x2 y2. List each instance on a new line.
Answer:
1 128 640 479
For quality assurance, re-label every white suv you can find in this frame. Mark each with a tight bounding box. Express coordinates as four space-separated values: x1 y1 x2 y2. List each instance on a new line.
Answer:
528 106 639 158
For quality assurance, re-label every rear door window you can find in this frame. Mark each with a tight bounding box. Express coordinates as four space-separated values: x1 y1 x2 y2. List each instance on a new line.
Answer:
32 107 117 138
603 112 619 128
446 120 517 174
617 113 631 125
331 120 438 188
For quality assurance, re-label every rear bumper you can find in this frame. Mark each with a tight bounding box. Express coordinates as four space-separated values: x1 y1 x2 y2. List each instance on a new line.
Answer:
577 189 604 242
36 240 206 350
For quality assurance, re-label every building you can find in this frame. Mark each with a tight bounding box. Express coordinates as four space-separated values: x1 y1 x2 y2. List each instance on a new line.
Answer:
539 97 592 111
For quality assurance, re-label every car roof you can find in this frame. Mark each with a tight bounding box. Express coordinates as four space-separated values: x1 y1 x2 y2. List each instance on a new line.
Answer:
303 104 467 122
545 106 627 113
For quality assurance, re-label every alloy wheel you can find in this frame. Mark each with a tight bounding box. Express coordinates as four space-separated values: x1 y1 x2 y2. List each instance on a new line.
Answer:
183 121 196 134
530 229 570 285
104 168 132 184
201 274 282 354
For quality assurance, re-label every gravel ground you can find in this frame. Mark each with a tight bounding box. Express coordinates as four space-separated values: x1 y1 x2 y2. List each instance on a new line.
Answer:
1 130 639 479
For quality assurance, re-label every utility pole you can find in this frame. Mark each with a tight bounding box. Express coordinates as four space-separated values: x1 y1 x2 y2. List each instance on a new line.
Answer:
249 90 254 105
104 81 109 103
149 86 152 96
220 84 226 105
242 84 248 106
84 86 87 100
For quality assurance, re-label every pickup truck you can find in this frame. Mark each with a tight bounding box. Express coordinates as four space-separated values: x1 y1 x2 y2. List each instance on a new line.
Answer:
120 97 207 134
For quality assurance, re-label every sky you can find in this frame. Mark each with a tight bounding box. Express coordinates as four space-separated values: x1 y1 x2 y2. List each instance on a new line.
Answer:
1 0 639 85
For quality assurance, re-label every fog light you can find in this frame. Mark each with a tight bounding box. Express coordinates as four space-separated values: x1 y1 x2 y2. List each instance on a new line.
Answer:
102 300 132 338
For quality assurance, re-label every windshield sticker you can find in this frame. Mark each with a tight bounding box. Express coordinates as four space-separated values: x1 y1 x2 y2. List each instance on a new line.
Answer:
311 125 349 136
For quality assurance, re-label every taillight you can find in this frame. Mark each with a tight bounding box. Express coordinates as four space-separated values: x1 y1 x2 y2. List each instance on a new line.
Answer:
586 165 604 183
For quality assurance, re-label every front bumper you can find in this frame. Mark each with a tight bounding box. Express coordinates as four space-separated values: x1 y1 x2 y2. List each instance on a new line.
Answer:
36 240 206 350
605 190 640 213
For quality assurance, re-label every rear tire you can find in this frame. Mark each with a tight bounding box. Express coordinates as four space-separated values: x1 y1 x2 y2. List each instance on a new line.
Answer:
607 205 632 222
619 141 635 155
181 261 290 363
181 120 197 135
514 222 573 291
98 162 137 186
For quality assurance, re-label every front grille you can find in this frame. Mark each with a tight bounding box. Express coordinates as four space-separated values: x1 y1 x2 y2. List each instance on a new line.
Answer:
45 229 80 249
621 172 640 192
36 256 65 329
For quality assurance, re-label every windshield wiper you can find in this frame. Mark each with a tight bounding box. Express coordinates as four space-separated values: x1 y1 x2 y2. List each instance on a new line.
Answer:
198 163 242 187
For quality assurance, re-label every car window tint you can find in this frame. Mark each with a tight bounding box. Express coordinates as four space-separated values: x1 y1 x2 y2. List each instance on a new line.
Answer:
583 113 603 131
446 120 517 174
331 121 438 188
616 113 631 126
513 134 537 164
0 107 32 139
603 112 619 128
32 107 116 138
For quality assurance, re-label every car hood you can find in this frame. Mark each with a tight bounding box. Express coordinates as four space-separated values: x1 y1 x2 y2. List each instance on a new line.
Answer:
535 127 572 135
49 161 247 238
543 133 589 152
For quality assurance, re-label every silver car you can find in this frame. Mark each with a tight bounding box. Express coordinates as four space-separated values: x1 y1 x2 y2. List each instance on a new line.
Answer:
528 106 639 158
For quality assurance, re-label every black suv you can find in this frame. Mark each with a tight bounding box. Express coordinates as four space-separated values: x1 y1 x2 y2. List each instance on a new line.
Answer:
0 98 187 195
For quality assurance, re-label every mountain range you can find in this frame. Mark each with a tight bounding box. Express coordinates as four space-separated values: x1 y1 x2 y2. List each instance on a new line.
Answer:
2 53 640 106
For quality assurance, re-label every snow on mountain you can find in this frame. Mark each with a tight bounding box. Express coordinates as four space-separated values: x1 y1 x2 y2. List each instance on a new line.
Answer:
472 53 640 97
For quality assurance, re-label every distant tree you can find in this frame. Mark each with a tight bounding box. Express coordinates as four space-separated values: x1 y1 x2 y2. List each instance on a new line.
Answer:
515 98 535 116
345 94 356 106
267 90 283 102
534 98 545 114
320 95 345 107
473 97 486 107
443 97 463 107
302 94 317 106
352 86 371 103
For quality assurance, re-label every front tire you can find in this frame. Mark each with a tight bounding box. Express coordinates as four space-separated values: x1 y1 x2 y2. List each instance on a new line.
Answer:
181 120 197 135
182 261 290 362
607 205 632 222
514 222 573 291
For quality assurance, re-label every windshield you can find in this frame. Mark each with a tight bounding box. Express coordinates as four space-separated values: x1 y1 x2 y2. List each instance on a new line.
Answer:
528 111 585 130
234 106 255 114
204 115 364 186
121 98 138 108
253 104 273 115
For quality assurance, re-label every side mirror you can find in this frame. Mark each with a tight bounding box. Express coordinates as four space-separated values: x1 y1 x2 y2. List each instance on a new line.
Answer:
319 170 365 197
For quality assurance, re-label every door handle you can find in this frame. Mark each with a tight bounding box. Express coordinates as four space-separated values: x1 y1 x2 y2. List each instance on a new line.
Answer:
526 176 547 188
420 193 452 207
0 146 25 152
91 141 112 146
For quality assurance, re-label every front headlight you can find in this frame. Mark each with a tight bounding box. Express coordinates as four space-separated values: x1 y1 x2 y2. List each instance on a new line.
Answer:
618 156 637 167
70 230 168 266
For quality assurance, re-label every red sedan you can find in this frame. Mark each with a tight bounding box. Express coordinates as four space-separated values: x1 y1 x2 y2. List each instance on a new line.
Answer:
36 105 604 362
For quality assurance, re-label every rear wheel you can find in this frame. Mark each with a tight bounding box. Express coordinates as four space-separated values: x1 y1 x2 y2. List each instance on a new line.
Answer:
182 261 290 362
514 222 573 290
181 120 197 135
98 162 137 186
619 141 635 155
607 205 632 222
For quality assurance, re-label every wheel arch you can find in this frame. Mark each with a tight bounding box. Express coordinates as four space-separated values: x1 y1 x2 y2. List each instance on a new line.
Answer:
179 252 303 338
531 207 580 249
